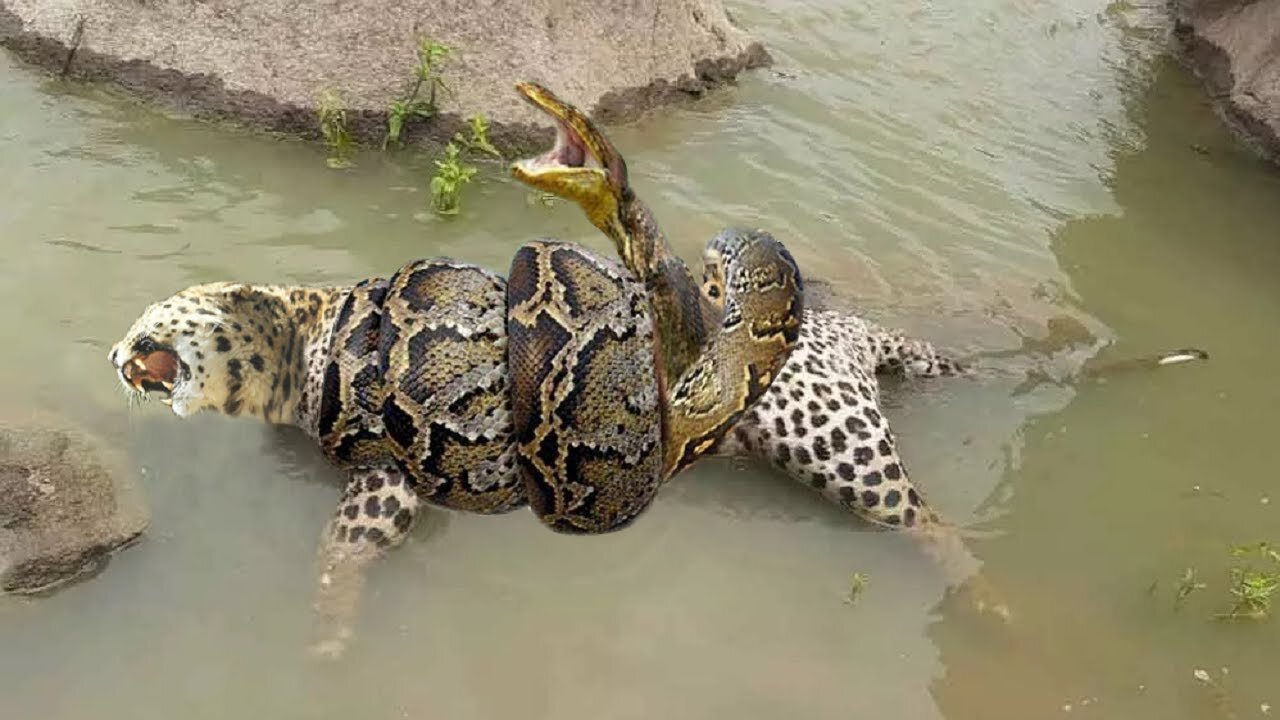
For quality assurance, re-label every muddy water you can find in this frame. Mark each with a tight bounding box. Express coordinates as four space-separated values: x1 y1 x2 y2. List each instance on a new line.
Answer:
2 0 1279 718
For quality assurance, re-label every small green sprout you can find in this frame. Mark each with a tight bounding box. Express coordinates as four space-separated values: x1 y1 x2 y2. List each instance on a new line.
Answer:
383 38 453 149
318 89 355 169
462 113 501 158
1215 542 1280 621
845 572 869 605
415 38 452 105
426 113 500 216
430 141 477 215
385 98 436 149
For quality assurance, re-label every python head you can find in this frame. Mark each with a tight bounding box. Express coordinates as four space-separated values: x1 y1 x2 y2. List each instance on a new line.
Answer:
512 82 661 274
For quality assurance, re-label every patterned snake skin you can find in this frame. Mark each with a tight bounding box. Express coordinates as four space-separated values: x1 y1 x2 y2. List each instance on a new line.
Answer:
316 231 803 534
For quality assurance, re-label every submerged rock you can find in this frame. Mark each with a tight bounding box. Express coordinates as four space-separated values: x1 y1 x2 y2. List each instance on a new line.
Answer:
1173 0 1280 166
0 0 769 151
0 418 147 595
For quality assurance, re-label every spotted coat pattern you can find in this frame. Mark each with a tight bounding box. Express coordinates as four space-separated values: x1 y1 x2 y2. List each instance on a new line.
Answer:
718 308 962 529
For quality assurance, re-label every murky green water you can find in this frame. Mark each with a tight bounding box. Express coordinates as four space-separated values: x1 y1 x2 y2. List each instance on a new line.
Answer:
3 0 1279 717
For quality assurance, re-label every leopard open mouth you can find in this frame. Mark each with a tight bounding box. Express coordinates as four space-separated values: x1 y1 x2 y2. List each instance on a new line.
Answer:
118 346 184 406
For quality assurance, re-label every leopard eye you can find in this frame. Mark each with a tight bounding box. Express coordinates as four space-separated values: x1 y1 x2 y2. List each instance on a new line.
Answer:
706 284 721 299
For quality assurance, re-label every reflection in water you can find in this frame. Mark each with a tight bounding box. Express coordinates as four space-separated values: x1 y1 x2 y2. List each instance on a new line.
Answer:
2 0 1278 718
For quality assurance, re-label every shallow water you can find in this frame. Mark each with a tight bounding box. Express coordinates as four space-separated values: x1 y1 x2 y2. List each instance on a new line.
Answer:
2 0 1279 718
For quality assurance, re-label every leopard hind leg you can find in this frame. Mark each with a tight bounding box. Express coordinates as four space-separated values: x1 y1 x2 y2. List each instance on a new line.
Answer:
720 342 1008 619
866 322 967 379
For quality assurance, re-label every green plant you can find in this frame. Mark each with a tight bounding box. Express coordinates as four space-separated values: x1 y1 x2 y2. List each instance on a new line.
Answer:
426 113 501 216
318 89 355 169
415 38 452 105
1216 543 1280 621
384 38 453 149
844 572 869 606
385 98 435 150
460 113 501 158
430 141 477 215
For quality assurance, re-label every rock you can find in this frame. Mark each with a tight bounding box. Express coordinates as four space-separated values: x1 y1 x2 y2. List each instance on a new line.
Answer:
0 418 147 595
1172 0 1280 166
0 0 770 152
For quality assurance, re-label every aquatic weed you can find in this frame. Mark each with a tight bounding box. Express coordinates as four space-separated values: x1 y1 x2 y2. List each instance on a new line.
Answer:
427 113 500 216
429 141 477 215
318 89 355 169
1215 543 1280 622
844 572 869 606
385 98 435 150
